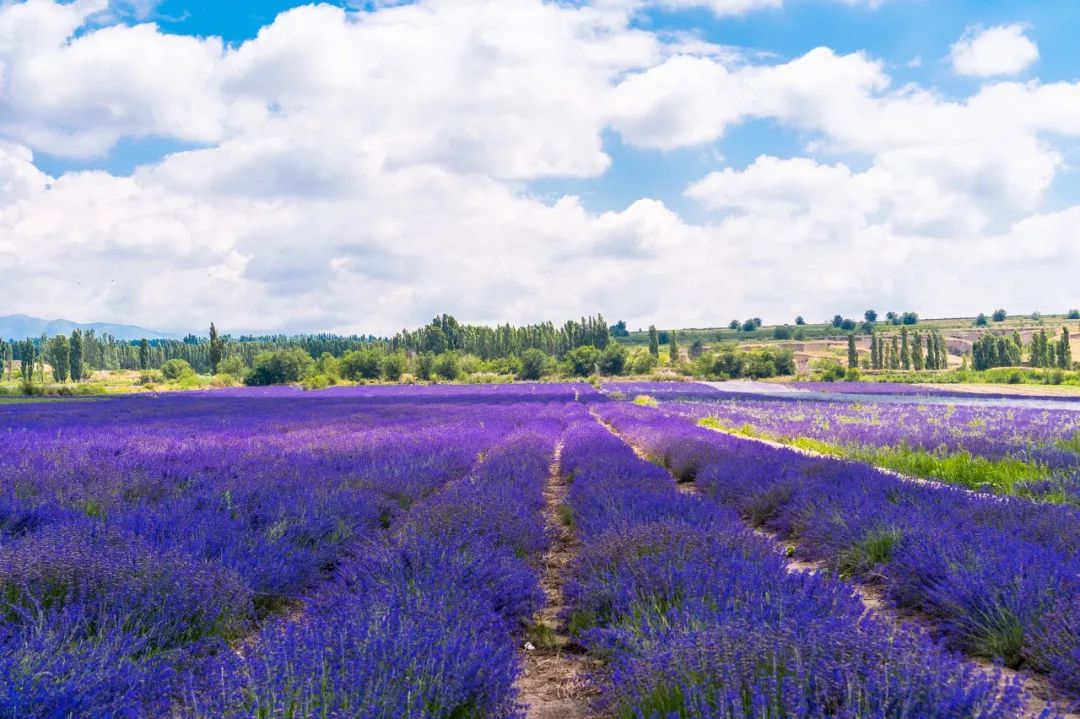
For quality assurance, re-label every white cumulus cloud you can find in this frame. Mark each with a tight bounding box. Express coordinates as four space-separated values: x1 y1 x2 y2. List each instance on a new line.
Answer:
951 24 1039 77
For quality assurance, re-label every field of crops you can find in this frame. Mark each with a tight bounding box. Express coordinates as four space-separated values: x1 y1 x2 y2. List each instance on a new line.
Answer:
631 381 1080 503
2 383 1078 717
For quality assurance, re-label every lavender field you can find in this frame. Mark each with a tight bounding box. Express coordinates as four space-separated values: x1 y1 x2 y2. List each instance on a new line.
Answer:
622 381 1080 503
2 384 1076 717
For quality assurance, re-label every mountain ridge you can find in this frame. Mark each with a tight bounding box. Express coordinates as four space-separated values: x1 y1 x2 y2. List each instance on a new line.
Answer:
0 314 183 342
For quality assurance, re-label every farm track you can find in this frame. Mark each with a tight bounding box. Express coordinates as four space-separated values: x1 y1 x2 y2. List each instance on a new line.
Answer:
515 439 601 719
597 413 1074 719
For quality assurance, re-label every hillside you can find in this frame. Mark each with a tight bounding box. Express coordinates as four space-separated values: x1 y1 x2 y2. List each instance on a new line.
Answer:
0 314 180 342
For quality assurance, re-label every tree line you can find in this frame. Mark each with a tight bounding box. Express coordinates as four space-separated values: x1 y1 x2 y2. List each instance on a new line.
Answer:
972 328 1072 371
866 328 949 371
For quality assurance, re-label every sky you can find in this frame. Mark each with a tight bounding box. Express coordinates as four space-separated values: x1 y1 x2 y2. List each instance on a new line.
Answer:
2 0 1079 335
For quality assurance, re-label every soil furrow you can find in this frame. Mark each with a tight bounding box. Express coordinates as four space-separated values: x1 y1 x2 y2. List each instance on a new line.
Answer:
514 439 600 719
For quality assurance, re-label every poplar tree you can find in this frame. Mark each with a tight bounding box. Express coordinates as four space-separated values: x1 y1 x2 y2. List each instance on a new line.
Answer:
209 322 224 374
935 333 948 369
1060 327 1072 369
139 338 150 370
20 339 34 382
648 325 659 359
900 327 911 370
889 336 900 370
912 331 924 370
3 342 11 381
847 333 858 369
49 335 70 382
37 334 46 383
668 331 679 364
69 330 84 382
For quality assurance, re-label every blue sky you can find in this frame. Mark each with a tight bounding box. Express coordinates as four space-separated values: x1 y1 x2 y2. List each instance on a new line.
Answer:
2 0 1079 333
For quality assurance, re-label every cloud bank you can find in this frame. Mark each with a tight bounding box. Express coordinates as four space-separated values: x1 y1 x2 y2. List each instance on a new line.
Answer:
0 0 1077 334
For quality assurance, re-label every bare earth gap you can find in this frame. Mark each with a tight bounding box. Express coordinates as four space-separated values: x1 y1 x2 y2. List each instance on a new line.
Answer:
514 437 600 719
594 409 1073 719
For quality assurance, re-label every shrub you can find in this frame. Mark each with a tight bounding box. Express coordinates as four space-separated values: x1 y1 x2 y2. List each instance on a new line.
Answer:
564 346 601 377
218 355 247 378
340 349 382 380
518 349 549 381
381 353 408 381
245 348 314 386
598 344 628 376
433 353 461 381
160 359 194 381
992 309 1008 322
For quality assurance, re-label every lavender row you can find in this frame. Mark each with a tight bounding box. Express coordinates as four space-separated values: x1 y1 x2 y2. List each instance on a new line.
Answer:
649 389 1080 501
597 402 1080 706
181 423 561 717
560 415 1024 718
0 389 575 716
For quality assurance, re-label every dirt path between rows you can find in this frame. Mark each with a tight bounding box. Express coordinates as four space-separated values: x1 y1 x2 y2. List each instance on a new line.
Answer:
594 412 1073 718
514 439 600 719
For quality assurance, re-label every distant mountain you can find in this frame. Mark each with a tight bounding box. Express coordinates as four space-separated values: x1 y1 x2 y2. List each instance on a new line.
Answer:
0 314 183 342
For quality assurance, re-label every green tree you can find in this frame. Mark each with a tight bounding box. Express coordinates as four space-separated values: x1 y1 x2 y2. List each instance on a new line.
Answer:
647 326 659 358
900 327 911 370
245 347 314 386
433 353 461 381
565 345 600 376
795 316 805 325
911 332 924 370
139 338 150 371
340 349 382 380
864 309 877 323
381 352 408 381
847 333 858 369
1059 327 1072 369
992 309 1007 322
209 322 224 374
415 352 436 381
975 313 988 327
49 335 71 382
668 331 679 363
3 341 12 381
888 336 900 370
20 339 34 383
160 359 194 380
518 348 549 381
598 343 628 376
69 330 84 381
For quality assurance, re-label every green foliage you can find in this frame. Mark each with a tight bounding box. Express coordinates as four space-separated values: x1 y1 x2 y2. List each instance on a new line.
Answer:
381 352 408 381
598 343 628 376
69 330 84 381
160 359 195 381
209 322 224 374
847 333 858 369
864 309 877 323
245 347 314 386
433 352 461 380
837 528 902 578
668 330 679 362
772 325 793 340
628 348 658 375
218 355 247 378
518 348 549 380
1068 310 1080 320
975 313 988 327
340 349 383 380
48 335 70 382
698 345 795 380
992 308 1008 322
415 352 435 381
564 345 601 377
647 325 659 358
138 338 150 371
